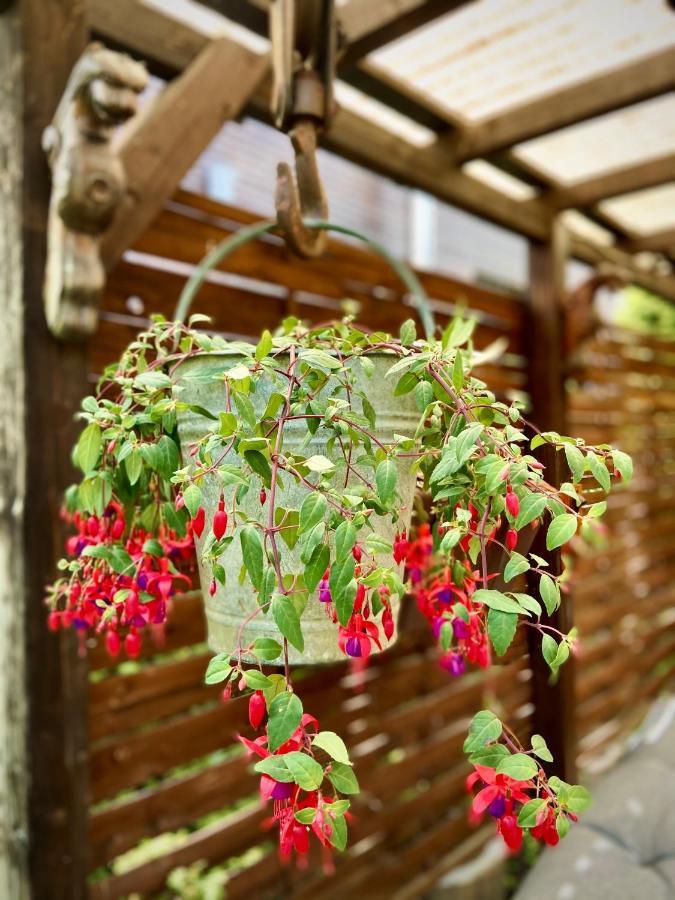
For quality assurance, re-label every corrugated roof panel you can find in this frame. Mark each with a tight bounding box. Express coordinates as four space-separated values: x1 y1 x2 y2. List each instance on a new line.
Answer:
368 0 675 123
513 94 675 185
600 183 675 235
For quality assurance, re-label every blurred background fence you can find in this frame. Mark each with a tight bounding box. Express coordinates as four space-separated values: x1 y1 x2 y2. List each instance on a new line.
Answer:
81 190 675 898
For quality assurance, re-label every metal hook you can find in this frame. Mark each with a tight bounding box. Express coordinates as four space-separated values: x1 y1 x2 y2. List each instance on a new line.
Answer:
275 117 328 258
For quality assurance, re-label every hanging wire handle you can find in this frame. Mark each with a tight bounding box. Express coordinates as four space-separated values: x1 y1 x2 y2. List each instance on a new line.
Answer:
174 219 437 339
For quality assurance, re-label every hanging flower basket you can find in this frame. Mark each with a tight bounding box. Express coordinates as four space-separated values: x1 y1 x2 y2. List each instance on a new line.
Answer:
45 218 633 866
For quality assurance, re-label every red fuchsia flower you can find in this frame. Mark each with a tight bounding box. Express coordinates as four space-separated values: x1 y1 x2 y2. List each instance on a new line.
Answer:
46 505 194 659
466 764 532 851
318 571 336 621
506 528 518 551
403 522 433 583
505 485 519 519
393 531 410 565
339 613 382 658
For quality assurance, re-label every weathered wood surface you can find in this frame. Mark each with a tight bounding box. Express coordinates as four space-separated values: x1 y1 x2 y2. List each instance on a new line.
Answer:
0 1 90 897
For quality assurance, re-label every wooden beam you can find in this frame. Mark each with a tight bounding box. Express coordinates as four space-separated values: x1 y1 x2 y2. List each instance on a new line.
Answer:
0 1 90 896
621 227 675 255
571 238 675 302
547 152 675 210
455 48 675 161
90 0 209 73
101 37 268 271
525 221 578 783
340 0 461 61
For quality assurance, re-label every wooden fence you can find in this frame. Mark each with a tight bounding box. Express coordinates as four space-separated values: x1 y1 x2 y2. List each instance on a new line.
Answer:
83 191 673 898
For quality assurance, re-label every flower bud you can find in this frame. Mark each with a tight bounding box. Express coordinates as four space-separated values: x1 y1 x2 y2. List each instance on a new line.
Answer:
213 509 228 540
105 629 121 657
506 528 518 551
191 506 206 538
505 489 519 518
248 691 266 730
209 578 217 596
125 630 141 659
259 488 267 505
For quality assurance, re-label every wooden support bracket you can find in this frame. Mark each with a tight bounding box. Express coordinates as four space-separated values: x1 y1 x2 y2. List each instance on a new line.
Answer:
43 43 148 339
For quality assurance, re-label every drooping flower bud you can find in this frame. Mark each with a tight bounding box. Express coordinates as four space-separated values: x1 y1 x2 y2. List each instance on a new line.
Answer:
209 578 217 596
352 543 362 562
248 691 266 730
382 606 394 640
191 506 206 538
506 528 518 551
213 508 228 540
259 488 267 505
47 611 60 632
505 487 519 518
125 630 141 659
111 518 125 540
105 629 121 657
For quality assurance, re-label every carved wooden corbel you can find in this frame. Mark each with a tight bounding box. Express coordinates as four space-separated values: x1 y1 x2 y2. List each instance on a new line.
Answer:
43 43 148 339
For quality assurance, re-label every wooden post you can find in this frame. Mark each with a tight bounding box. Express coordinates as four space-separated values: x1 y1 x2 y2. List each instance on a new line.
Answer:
0 2 90 896
526 221 578 783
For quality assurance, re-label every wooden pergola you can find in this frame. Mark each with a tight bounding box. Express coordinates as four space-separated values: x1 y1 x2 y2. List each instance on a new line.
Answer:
1 1 674 896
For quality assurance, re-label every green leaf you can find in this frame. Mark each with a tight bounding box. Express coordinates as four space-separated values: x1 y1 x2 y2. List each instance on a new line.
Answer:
518 798 547 828
328 813 348 851
305 455 335 474
531 734 553 762
218 411 238 437
503 552 530 583
565 785 591 812
564 444 586 483
515 493 547 530
251 638 283 662
399 319 417 345
365 533 393 556
375 459 397 506
334 577 357 628
557 816 570 839
497 753 538 781
612 449 633 482
468 744 510 767
539 574 560 615
326 761 359 795
244 449 271 487
271 594 304 652
463 710 502 753
452 351 464 391
298 349 341 370
183 483 202 517
240 525 264 590
76 423 102 474
254 755 294 782
510 593 542 616
542 633 559 670
295 808 317 825
125 448 143 485
267 691 303 751
255 329 273 360
335 520 357 561
305 542 330 593
546 513 577 550
283 751 325 791
487 608 518 656
456 423 483 465
142 538 163 556
473 589 524 614
299 492 327 535
313 731 351 765
394 371 417 396
154 435 180 478
587 451 610 493
204 653 232 685
586 501 606 518
243 670 271 691
414 380 434 412
134 370 172 391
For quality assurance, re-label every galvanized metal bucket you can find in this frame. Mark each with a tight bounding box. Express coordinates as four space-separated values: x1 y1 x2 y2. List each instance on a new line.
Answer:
174 352 418 665
172 219 435 666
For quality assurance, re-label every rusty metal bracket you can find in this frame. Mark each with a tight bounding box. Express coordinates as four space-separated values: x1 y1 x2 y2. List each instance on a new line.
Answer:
270 0 335 258
42 42 147 339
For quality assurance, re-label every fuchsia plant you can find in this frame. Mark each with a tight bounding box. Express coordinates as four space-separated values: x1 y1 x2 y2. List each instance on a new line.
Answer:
45 312 632 866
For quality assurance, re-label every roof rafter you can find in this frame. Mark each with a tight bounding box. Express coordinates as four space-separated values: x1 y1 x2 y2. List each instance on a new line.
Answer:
545 153 675 210
454 48 675 162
